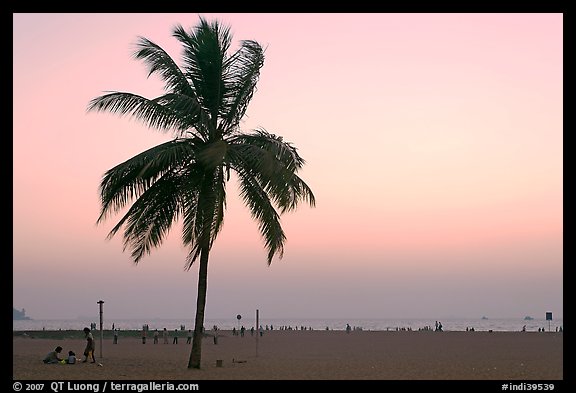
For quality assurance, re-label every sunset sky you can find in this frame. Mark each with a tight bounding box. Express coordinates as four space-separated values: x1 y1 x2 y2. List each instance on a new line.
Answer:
13 13 562 321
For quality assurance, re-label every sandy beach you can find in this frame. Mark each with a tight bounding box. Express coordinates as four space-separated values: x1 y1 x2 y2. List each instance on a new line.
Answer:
13 330 562 380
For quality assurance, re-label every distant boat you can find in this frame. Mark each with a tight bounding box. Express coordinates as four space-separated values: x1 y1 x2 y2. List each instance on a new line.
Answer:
524 316 534 320
481 316 488 320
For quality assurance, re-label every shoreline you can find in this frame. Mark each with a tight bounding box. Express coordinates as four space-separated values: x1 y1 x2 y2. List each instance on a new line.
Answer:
13 330 563 380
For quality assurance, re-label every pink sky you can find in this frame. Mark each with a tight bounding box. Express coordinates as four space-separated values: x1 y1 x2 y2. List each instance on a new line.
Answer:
13 13 562 320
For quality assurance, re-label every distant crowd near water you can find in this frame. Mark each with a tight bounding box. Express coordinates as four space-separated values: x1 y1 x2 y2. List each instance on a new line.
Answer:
13 317 563 334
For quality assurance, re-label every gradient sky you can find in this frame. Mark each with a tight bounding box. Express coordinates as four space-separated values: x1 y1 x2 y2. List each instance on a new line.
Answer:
13 13 562 321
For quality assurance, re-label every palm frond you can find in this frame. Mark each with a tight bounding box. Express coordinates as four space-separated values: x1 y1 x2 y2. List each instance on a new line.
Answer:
97 139 195 224
235 129 307 171
184 168 227 269
133 36 195 97
220 40 265 132
234 166 285 264
152 93 209 135
87 92 184 132
172 18 231 134
229 130 316 213
180 166 202 248
209 168 227 245
109 172 183 263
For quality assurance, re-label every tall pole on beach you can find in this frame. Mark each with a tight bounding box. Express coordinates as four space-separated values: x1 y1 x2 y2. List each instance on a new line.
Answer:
97 300 104 358
256 309 259 357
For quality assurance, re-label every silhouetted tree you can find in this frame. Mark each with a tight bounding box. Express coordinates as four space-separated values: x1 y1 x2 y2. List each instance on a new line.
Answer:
87 17 315 369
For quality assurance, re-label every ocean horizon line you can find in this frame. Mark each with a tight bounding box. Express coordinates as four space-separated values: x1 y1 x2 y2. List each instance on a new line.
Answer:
19 315 562 321
14 316 563 333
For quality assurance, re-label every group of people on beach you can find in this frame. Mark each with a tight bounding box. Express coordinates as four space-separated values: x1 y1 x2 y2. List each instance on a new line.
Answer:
139 327 194 344
42 346 76 364
42 327 96 365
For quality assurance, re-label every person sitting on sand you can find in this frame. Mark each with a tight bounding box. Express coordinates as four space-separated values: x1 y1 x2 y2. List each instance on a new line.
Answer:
66 350 76 364
43 346 63 364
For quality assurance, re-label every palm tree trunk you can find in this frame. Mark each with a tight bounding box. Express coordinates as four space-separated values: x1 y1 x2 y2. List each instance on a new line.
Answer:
188 243 210 368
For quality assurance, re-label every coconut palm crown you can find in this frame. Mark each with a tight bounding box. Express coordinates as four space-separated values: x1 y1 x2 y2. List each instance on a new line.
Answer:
87 17 315 368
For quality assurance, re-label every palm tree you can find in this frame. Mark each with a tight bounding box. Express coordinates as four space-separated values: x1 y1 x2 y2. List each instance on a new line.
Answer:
87 17 315 369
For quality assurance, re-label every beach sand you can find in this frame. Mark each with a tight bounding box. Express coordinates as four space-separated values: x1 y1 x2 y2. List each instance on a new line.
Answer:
13 330 562 380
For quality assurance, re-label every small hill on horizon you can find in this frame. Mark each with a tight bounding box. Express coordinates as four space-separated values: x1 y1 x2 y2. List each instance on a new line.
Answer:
13 307 31 320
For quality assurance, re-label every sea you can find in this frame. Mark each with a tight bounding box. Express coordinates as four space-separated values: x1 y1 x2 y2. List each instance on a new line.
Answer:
12 317 563 333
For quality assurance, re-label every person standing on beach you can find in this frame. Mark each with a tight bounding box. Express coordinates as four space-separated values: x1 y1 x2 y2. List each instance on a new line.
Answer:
186 329 192 344
82 327 96 363
153 329 159 344
212 325 219 344
163 328 169 344
113 328 118 344
173 329 179 344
